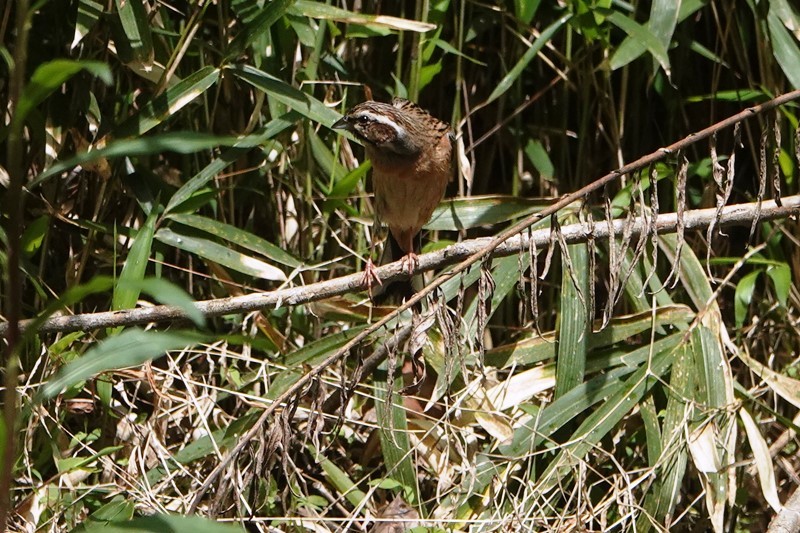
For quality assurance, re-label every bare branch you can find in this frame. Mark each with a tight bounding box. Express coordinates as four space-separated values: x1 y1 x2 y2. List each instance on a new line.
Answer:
3 195 798 338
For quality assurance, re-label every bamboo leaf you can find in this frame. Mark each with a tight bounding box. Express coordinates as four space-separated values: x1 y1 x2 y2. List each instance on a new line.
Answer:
13 60 111 131
167 213 303 269
164 112 299 214
768 8 800 89
33 132 247 188
290 0 436 32
425 195 553 231
555 238 590 397
229 64 341 126
72 0 104 50
486 14 571 105
37 329 206 401
78 513 245 533
608 11 671 76
228 0 295 57
113 67 220 138
612 0 679 71
112 0 153 66
155 227 287 281
112 208 158 312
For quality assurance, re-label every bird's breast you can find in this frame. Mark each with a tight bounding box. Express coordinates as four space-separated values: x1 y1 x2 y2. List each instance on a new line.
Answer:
370 142 450 232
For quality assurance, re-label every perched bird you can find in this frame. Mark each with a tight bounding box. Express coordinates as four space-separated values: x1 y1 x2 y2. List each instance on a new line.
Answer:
332 98 454 297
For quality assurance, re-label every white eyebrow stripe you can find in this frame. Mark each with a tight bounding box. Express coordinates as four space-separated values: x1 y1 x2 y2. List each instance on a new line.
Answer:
355 111 406 137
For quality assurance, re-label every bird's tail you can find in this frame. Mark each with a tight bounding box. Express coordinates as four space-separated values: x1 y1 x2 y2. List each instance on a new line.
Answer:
371 233 420 305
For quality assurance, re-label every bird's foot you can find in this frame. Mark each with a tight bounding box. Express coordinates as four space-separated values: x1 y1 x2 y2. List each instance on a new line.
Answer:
361 258 383 291
400 253 419 276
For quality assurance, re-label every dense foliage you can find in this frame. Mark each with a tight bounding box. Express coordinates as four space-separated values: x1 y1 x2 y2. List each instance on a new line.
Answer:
2 0 800 531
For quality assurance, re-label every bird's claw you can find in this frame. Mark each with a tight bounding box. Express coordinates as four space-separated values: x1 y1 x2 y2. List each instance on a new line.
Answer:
400 253 419 276
361 259 383 291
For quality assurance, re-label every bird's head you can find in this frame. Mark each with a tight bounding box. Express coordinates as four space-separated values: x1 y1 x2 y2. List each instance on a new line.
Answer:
332 98 449 157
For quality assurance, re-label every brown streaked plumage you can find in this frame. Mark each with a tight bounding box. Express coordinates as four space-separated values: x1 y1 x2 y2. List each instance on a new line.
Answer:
332 98 453 296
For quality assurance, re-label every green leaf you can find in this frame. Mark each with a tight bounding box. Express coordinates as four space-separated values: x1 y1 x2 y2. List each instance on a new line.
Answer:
524 139 555 180
72 0 104 50
685 89 767 103
555 239 590 398
289 0 436 32
13 60 111 130
644 342 692 525
323 162 370 214
33 132 248 188
375 372 417 504
167 213 303 269
312 445 368 507
75 513 245 533
118 277 205 327
766 263 791 307
112 209 158 312
38 329 205 401
768 9 800 89
515 0 542 24
735 270 760 327
607 11 671 76
21 215 49 257
486 14 571 105
228 0 295 58
114 67 220 138
229 64 340 126
164 112 298 214
612 0 679 72
155 227 287 281
425 195 553 231
536 336 678 492
75 496 135 530
431 38 486 66
112 0 154 65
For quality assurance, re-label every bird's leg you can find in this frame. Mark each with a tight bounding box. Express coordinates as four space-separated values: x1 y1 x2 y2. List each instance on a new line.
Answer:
398 230 419 276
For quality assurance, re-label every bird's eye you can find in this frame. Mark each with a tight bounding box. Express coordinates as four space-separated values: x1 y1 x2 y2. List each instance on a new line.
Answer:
357 115 370 124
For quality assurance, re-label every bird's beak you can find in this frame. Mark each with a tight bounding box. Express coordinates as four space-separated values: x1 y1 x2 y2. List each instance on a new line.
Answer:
331 116 349 130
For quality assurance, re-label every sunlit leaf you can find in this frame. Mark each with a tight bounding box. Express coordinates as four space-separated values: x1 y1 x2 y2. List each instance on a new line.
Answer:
164 112 299 214
155 227 287 281
78 513 245 533
229 64 340 126
33 132 247 187
228 0 295 57
425 195 554 231
740 407 782 512
72 0 104 50
113 67 220 138
734 270 760 327
112 0 153 65
612 0 679 72
608 11 671 76
37 329 205 401
112 209 158 313
167 213 303 269
290 0 436 32
13 60 111 130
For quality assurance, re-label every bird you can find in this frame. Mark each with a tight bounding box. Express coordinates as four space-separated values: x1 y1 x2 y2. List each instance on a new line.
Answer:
332 97 454 299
